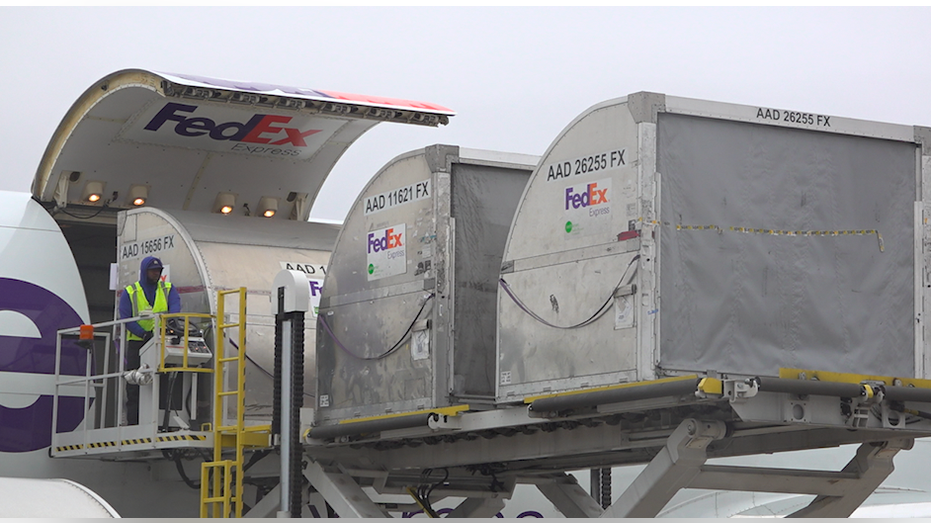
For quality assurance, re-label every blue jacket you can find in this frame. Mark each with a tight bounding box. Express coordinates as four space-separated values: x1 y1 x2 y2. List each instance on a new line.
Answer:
119 256 181 338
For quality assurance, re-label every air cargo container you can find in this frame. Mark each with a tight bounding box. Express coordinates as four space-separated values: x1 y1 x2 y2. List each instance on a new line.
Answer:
497 92 931 402
315 145 536 424
116 207 338 423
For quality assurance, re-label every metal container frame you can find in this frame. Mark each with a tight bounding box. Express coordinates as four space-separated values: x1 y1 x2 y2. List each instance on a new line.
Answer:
315 145 537 425
497 92 931 403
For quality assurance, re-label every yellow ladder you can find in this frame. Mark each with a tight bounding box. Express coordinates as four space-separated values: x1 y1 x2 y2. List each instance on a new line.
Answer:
201 288 248 518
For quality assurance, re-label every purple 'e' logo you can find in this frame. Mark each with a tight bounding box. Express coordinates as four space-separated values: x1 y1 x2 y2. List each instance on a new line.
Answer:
0 278 87 452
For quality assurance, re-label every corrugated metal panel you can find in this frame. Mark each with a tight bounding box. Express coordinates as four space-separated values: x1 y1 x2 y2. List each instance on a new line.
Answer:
497 92 925 402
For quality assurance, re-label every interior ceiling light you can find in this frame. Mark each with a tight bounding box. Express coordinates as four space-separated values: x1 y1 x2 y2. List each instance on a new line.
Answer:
128 185 148 207
82 181 104 203
257 196 278 218
214 192 236 215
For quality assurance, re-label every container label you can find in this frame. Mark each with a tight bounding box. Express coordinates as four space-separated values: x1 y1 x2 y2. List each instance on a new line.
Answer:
755 107 832 127
563 178 612 237
279 262 327 276
411 330 429 360
364 179 431 215
614 296 634 329
120 234 176 260
544 150 625 182
366 223 406 280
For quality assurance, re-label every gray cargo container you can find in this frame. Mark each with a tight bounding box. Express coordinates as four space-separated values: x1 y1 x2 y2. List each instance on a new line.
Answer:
315 145 536 424
497 92 931 402
116 208 337 421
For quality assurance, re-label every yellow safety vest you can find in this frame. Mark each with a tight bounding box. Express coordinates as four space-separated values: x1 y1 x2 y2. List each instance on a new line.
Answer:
126 280 172 341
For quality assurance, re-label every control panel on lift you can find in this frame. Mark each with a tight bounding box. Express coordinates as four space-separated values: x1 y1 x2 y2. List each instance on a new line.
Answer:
160 317 212 365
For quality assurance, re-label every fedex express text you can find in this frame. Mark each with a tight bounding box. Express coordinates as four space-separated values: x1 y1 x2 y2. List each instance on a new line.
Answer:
143 102 321 157
566 181 610 217
368 227 405 260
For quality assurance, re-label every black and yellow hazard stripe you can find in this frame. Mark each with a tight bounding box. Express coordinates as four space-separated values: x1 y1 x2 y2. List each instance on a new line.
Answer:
120 437 153 445
156 434 207 443
55 434 209 453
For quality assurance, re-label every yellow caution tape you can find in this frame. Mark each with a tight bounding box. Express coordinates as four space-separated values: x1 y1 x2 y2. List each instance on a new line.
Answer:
670 223 884 252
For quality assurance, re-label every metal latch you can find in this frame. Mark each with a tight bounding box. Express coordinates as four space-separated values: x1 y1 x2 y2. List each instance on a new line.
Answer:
724 378 759 403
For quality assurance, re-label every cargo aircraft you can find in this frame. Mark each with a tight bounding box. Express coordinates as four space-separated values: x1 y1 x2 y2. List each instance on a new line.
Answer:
2 69 931 518
0 69 454 518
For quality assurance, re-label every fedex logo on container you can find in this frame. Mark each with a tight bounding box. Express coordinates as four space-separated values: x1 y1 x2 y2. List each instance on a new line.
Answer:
309 279 324 317
367 224 407 280
368 227 404 256
143 102 321 152
565 181 609 212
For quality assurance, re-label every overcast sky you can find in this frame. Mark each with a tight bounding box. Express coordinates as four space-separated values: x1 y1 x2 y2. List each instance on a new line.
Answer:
1 7 929 221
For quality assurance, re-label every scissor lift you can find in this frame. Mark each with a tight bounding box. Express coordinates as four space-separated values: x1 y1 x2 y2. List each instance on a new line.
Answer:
51 290 271 480
52 314 215 459
299 370 931 518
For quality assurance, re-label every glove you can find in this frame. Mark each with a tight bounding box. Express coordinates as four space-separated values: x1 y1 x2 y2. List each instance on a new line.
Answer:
142 331 154 343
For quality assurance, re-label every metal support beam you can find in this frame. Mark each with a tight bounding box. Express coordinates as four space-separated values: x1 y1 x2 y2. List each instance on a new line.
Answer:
304 461 389 518
243 485 281 518
601 418 726 518
537 473 604 518
787 439 913 518
692 465 861 496
446 497 507 518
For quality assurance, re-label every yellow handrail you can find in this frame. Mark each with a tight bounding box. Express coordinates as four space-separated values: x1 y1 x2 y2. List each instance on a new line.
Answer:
200 288 249 518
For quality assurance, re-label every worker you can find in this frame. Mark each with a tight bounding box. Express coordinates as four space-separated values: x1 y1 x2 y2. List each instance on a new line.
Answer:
118 256 181 425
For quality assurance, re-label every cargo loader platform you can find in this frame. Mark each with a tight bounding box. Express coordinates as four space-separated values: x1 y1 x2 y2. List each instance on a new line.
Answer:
53 426 213 460
299 370 931 518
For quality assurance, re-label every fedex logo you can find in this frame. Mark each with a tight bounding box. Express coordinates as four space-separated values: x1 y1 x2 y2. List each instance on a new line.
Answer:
565 181 609 210
0 278 86 453
308 279 324 317
368 227 404 254
143 102 321 147
366 224 407 280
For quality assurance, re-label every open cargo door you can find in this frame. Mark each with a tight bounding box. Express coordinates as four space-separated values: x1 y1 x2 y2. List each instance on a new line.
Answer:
28 69 452 323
